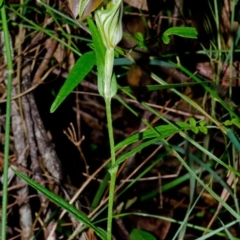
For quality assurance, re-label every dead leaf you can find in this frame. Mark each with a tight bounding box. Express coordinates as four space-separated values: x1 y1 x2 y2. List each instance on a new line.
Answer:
201 192 217 207
127 65 142 86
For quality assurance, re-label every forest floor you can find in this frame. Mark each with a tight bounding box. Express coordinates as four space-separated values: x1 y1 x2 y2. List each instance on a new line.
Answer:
1 0 240 239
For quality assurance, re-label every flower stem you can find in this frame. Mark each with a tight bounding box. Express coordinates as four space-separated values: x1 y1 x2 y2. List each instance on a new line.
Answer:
105 98 118 240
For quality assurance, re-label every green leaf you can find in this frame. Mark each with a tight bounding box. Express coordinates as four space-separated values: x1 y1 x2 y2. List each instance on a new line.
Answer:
119 82 204 93
115 124 192 151
91 173 109 209
199 120 206 127
130 229 156 240
162 27 198 44
231 118 240 128
189 117 197 126
50 51 95 113
135 32 147 50
88 16 106 97
113 138 161 168
223 120 233 126
226 129 240 152
135 32 144 41
199 126 208 134
0 0 4 8
191 126 199 134
176 121 190 128
12 169 107 239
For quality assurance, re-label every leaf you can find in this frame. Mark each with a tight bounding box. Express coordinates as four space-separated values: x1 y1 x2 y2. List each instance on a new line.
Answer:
130 229 156 240
88 16 106 97
135 32 144 41
113 138 161 168
189 117 197 126
226 129 240 152
0 0 4 8
12 169 107 239
224 120 232 126
199 126 208 134
119 82 203 93
231 118 240 128
199 120 206 127
176 122 190 128
50 51 96 113
115 124 192 151
162 27 198 44
191 126 199 134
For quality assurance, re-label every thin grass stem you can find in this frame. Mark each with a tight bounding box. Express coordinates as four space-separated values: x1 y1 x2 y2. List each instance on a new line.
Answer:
1 4 14 240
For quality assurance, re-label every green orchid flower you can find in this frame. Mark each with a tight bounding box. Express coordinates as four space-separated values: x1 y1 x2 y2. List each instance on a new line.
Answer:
95 0 123 50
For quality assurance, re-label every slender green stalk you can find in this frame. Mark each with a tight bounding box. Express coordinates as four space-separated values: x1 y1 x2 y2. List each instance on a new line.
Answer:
105 98 118 240
212 0 221 118
229 0 237 98
1 3 14 240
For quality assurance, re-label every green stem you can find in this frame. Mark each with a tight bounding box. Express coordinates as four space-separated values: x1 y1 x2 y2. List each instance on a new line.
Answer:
1 3 13 240
105 98 117 240
229 0 237 99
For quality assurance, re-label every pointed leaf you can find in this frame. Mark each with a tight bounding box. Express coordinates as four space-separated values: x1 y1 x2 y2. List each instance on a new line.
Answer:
223 120 233 126
199 126 208 134
12 169 107 239
114 124 192 151
231 118 240 128
191 126 199 134
50 51 95 113
88 16 106 97
162 27 198 44
227 129 240 151
199 120 206 126
189 117 197 126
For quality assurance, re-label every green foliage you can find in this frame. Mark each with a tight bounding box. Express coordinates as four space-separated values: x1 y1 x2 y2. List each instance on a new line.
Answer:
6 1 240 240
130 229 156 240
162 27 198 44
0 0 4 8
222 119 240 151
87 16 107 97
226 129 240 152
135 32 148 50
50 51 96 113
120 82 206 93
12 168 107 239
223 118 240 128
115 124 192 151
188 118 208 134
